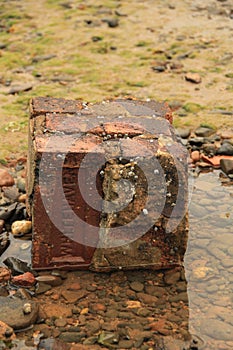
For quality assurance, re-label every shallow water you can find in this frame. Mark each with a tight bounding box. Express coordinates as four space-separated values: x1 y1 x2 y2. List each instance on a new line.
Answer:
185 170 233 349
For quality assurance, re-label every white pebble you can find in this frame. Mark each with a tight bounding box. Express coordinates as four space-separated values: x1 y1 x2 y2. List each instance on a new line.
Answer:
11 220 32 236
143 208 148 215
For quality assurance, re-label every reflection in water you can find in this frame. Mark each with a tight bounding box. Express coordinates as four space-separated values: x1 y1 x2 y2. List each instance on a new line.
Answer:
185 170 233 349
0 171 232 349
0 235 31 264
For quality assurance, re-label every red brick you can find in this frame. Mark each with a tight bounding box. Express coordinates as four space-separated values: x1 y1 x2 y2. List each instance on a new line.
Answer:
28 97 188 271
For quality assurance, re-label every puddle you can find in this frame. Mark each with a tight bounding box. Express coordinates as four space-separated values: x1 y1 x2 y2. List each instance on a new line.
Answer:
0 170 232 349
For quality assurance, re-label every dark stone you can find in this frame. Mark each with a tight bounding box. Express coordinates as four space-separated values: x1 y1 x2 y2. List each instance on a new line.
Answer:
152 65 166 72
201 143 217 156
2 186 19 201
35 282 52 294
85 320 101 335
195 127 215 137
0 43 7 49
217 143 233 155
169 291 188 303
0 203 25 223
0 297 39 330
175 128 191 139
102 18 119 28
32 54 56 63
83 336 98 345
0 203 17 221
220 159 233 175
8 83 33 94
189 137 205 146
3 257 32 275
0 232 10 256
59 332 85 343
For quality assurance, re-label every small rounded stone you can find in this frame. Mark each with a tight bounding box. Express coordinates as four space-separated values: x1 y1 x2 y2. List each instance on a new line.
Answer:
11 220 32 235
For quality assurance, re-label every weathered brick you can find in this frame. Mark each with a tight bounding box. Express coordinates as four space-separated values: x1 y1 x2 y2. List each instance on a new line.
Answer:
28 97 188 270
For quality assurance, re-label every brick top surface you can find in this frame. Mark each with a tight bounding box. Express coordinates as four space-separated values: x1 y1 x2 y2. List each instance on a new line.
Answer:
30 98 173 143
30 97 84 116
30 97 172 122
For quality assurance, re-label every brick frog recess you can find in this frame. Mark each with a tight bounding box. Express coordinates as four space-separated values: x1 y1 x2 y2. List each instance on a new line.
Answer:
27 97 189 271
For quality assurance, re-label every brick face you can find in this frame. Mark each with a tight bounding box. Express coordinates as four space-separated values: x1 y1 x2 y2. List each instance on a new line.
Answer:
28 97 188 270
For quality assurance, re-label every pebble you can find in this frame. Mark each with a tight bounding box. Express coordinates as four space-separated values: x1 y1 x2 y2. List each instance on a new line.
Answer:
0 202 25 222
83 336 98 345
8 83 33 94
137 292 158 304
185 72 202 84
130 281 144 292
0 267 11 283
42 303 72 318
39 338 70 350
118 339 134 348
0 169 15 187
217 143 233 155
36 282 52 295
2 186 19 201
189 137 205 146
85 320 101 335
221 158 233 176
0 43 7 49
102 18 119 28
90 303 107 312
219 131 233 139
0 320 16 341
23 303 32 315
3 257 31 275
54 318 67 327
0 297 39 330
68 282 81 290
12 272 36 287
18 193 27 203
16 177 26 192
164 269 181 285
195 126 215 137
32 54 56 63
0 219 4 233
202 143 217 156
59 331 85 343
192 266 212 279
61 290 87 303
0 232 10 256
175 128 191 139
0 286 9 297
191 150 200 162
11 220 32 235
36 275 63 287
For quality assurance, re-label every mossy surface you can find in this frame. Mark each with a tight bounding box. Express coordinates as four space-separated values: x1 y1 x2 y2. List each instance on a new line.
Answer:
0 0 232 158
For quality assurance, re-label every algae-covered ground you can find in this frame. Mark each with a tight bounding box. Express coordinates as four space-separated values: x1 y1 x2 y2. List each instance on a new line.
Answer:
0 0 233 159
